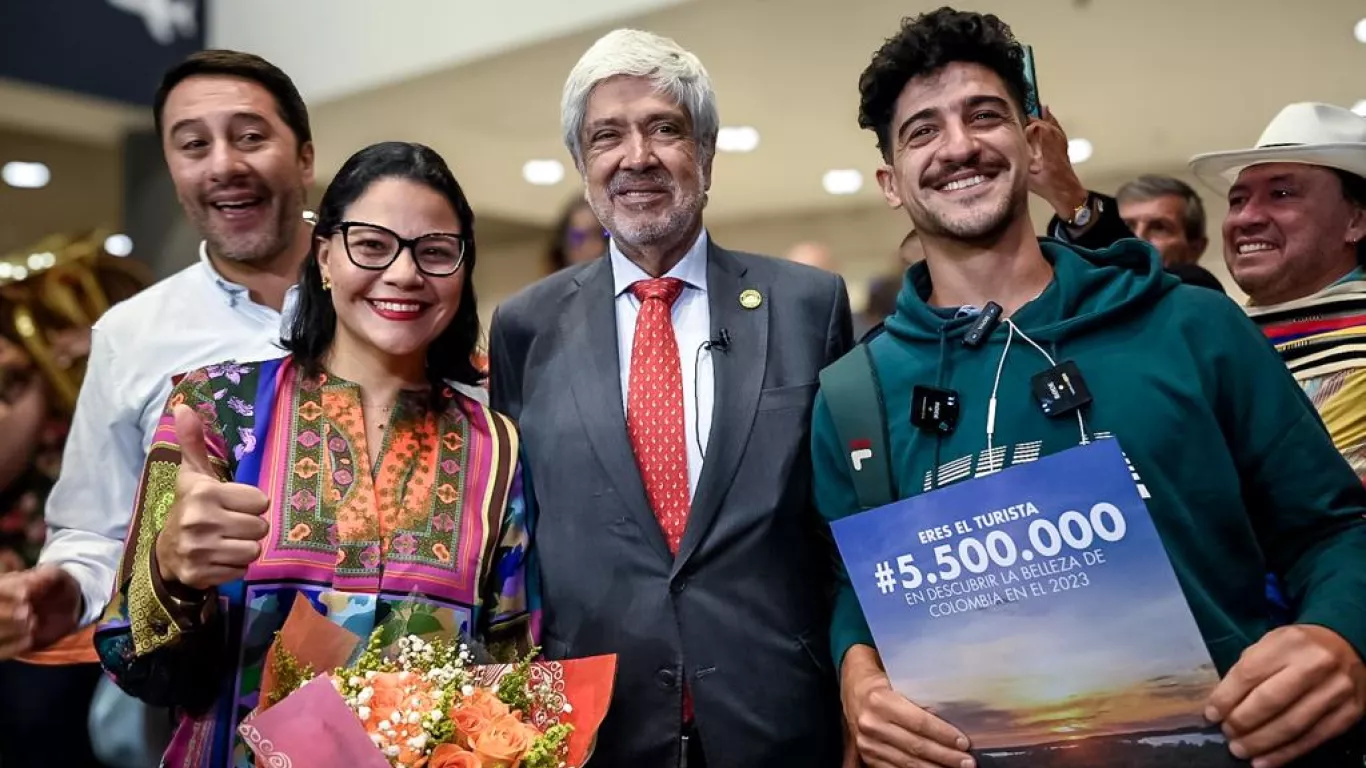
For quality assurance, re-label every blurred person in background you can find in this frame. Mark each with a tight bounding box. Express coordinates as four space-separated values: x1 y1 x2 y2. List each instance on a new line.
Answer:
0 246 147 767
786 240 836 271
0 49 318 766
1117 174 1226 294
1192 102 1366 475
546 197 608 273
1117 174 1209 267
490 27 852 767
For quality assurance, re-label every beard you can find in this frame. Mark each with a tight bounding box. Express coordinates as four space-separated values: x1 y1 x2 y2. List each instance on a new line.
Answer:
590 168 706 250
190 183 307 264
913 179 1026 244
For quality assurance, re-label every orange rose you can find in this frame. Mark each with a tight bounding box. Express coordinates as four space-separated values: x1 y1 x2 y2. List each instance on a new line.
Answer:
429 743 482 768
463 688 511 720
451 705 491 748
472 714 535 767
366 672 406 722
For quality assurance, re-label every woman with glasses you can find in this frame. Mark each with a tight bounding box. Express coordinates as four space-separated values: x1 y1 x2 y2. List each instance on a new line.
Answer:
94 142 536 768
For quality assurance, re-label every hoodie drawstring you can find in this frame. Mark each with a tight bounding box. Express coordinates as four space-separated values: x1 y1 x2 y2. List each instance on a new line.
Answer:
985 320 1091 460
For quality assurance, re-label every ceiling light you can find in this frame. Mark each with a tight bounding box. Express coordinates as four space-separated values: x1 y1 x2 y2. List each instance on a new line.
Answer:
1352 100 1366 117
1067 138 1094 164
522 159 564 186
822 169 863 195
2 161 50 189
717 126 760 153
104 234 134 257
1355 18 1366 43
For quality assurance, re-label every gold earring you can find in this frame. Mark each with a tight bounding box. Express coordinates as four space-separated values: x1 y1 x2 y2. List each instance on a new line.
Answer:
321 273 332 291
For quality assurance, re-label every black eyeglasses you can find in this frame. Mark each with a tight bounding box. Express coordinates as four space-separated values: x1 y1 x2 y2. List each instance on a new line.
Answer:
333 221 468 277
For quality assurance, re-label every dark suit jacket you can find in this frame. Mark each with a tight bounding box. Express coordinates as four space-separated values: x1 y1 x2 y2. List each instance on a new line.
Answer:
489 241 853 768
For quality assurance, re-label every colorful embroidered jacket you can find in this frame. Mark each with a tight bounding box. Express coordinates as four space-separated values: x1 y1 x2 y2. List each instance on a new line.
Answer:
1247 273 1366 479
94 355 536 768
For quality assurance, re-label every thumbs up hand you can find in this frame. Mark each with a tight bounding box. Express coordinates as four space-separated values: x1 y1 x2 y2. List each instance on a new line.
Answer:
153 404 271 592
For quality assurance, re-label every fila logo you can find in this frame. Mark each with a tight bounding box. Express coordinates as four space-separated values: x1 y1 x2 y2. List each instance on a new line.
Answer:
849 438 873 471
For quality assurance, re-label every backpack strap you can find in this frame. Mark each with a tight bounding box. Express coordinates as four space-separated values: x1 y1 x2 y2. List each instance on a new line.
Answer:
818 344 896 509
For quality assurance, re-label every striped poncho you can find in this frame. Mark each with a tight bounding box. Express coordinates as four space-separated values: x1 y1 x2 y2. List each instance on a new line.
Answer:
1246 274 1366 479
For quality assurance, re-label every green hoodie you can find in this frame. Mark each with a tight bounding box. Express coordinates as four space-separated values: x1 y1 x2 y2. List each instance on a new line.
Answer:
813 238 1366 677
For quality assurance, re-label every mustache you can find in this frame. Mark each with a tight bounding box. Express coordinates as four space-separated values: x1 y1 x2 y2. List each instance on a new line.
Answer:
923 157 1006 188
200 180 270 202
608 171 675 195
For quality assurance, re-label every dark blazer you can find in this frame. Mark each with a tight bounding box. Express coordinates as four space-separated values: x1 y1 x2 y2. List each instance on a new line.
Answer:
489 240 853 768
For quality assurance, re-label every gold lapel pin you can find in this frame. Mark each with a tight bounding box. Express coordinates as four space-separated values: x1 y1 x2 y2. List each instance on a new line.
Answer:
739 289 763 310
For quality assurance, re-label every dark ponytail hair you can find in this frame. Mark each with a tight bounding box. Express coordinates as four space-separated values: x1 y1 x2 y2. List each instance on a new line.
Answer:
284 141 483 389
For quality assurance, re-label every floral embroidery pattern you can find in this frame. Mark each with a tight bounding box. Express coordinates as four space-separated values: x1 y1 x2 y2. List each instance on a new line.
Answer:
207 362 250 384
278 374 470 578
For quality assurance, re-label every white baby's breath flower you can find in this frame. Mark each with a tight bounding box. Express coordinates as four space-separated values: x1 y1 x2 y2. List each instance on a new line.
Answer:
357 687 374 706
462 685 474 697
357 706 371 721
564 703 574 714
384 745 401 758
370 733 384 747
407 711 421 724
429 710 443 722
406 733 428 751
366 670 378 680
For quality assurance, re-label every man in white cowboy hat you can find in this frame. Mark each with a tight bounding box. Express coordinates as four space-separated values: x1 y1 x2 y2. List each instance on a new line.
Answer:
1191 102 1366 477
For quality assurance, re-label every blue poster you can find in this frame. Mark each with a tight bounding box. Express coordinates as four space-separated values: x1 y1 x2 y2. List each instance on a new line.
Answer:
831 440 1241 766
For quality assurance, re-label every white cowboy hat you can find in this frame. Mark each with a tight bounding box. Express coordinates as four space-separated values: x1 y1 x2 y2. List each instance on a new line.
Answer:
1189 102 1366 191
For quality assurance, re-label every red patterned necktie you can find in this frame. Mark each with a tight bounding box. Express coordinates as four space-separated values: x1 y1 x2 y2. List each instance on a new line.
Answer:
626 277 690 554
626 277 694 724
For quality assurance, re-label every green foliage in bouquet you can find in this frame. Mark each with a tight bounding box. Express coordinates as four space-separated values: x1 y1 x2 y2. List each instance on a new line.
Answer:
265 634 315 707
523 723 574 768
494 645 540 713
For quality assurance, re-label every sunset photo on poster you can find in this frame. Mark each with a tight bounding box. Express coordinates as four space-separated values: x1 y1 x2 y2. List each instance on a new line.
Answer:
833 441 1242 766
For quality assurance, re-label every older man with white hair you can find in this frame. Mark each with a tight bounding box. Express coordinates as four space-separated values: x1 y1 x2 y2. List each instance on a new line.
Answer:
489 28 852 768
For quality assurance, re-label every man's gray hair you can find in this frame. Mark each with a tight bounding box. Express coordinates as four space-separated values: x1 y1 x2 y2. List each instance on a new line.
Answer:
1116 175 1208 245
560 28 719 170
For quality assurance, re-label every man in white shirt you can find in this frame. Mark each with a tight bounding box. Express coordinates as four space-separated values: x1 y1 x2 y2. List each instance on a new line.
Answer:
0 49 315 659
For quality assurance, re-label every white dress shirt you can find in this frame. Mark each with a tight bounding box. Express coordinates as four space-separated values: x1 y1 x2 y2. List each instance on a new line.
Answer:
611 231 713 502
39 243 298 626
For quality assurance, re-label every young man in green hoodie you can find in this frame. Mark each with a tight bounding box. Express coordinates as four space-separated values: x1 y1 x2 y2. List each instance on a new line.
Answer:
814 8 1366 768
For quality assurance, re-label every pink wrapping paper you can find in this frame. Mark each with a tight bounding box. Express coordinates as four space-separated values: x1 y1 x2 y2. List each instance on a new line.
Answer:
239 676 392 768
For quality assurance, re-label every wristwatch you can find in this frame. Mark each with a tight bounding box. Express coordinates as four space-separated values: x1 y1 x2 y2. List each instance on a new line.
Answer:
1067 194 1098 228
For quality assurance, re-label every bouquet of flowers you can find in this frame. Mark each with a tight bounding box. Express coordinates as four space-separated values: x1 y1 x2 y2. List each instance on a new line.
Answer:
239 597 615 768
